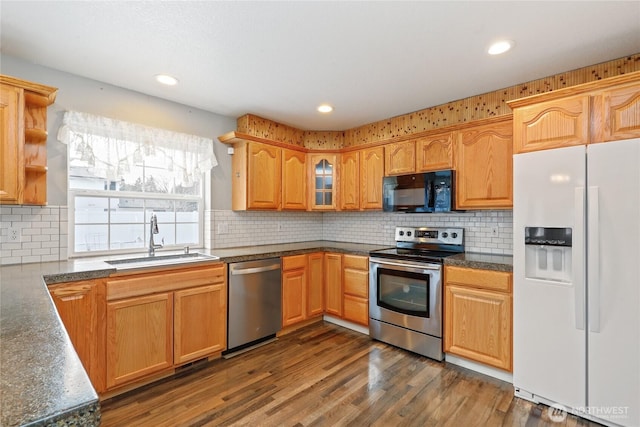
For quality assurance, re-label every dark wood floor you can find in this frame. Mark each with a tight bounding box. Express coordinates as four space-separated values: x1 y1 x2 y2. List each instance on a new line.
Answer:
100 322 600 427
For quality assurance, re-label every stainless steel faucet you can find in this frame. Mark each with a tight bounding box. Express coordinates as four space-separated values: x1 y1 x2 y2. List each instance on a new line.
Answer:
148 213 164 256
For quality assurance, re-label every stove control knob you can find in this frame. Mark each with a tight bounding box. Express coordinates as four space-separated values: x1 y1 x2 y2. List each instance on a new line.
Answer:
442 232 448 238
399 231 404 236
407 231 412 237
451 232 458 239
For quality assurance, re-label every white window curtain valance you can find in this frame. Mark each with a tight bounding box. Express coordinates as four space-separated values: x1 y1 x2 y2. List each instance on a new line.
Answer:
57 110 217 186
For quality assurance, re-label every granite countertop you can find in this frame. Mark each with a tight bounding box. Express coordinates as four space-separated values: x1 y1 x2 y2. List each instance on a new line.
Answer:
444 252 513 272
1 264 104 427
1 240 510 426
0 240 387 426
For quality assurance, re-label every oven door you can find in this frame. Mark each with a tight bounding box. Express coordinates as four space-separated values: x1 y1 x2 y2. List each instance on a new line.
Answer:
369 257 442 338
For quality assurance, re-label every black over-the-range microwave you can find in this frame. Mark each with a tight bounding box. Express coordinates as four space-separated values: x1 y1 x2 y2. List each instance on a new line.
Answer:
382 170 456 213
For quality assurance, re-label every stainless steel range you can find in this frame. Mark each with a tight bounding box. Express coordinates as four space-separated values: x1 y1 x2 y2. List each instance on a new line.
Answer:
369 226 464 361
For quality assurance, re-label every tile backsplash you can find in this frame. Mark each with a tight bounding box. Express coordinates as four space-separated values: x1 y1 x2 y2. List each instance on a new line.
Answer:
208 209 513 254
322 210 513 253
1 207 512 266
206 210 323 249
0 206 67 265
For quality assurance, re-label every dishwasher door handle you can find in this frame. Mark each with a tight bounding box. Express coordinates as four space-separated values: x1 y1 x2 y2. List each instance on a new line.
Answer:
230 264 281 275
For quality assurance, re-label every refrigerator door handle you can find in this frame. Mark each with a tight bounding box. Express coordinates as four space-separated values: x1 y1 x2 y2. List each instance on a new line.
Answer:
574 187 586 331
588 186 600 333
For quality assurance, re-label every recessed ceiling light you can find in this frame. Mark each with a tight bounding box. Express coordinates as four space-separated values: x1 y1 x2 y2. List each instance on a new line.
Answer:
317 104 333 113
488 40 514 55
155 74 179 86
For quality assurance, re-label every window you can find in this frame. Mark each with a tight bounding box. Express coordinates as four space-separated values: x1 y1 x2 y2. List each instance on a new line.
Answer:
59 111 217 256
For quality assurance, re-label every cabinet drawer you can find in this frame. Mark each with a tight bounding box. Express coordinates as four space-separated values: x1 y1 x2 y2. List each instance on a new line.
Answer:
445 266 512 293
282 254 307 271
107 264 225 300
343 254 368 270
343 268 368 298
343 295 368 326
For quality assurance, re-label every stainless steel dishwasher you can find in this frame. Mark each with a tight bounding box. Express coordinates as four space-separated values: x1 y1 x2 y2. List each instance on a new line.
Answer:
225 258 282 355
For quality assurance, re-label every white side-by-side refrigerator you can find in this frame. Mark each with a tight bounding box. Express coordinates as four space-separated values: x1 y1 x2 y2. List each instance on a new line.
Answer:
513 138 640 427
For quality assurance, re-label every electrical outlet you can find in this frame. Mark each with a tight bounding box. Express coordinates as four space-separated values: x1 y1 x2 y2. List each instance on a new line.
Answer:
277 222 283 232
217 223 229 235
8 227 21 242
491 227 498 237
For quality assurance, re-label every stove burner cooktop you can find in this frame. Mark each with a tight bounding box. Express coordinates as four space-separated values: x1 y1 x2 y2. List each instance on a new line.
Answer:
370 226 465 263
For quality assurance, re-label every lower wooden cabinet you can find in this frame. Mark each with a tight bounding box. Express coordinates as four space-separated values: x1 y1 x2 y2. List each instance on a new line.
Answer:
444 266 512 371
106 292 173 389
282 255 308 327
342 255 369 326
324 253 343 317
307 252 324 317
104 264 227 391
174 283 227 364
49 279 106 392
282 253 326 328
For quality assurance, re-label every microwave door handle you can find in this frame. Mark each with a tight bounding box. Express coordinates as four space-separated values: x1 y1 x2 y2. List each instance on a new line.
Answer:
427 179 435 210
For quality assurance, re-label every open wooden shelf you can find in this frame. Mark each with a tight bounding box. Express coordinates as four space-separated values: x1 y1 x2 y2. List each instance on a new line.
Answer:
0 74 57 205
25 128 48 143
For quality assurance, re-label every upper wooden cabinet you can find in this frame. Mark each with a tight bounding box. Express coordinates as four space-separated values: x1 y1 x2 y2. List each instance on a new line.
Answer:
282 148 307 210
0 85 23 204
512 94 590 154
384 140 415 175
593 82 640 143
456 119 513 209
416 131 454 171
337 146 385 211
510 73 640 151
340 151 359 210
0 75 57 205
308 153 338 210
247 142 281 209
231 140 282 210
359 146 384 210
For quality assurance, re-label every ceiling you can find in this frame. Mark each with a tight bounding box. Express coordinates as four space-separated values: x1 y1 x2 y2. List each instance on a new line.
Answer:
1 1 639 131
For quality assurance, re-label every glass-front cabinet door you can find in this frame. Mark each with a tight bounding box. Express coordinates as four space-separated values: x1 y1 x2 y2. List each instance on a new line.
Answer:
308 153 338 210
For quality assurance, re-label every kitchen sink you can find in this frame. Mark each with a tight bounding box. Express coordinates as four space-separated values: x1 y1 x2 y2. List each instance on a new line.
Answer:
106 252 220 270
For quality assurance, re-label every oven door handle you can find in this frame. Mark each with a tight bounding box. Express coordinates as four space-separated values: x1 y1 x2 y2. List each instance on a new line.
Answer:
370 258 441 271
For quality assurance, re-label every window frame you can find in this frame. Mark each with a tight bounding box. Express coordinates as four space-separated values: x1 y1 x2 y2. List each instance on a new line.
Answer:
68 188 204 258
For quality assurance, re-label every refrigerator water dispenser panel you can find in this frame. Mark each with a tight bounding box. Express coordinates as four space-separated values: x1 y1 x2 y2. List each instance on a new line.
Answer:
524 227 572 283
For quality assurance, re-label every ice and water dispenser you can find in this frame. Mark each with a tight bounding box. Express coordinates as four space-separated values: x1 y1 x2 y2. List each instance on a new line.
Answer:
524 227 572 283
